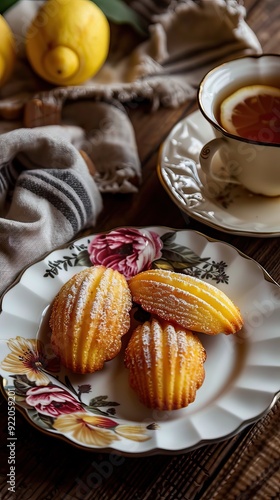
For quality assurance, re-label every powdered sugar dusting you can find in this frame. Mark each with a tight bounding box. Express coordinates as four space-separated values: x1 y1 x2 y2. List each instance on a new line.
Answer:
74 272 94 321
50 266 132 373
142 323 152 370
124 316 207 411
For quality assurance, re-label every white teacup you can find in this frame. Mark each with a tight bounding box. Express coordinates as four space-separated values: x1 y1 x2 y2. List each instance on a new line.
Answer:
198 54 280 197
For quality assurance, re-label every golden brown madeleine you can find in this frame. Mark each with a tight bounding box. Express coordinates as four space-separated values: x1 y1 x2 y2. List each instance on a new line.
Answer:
129 269 243 335
50 266 132 373
124 317 206 410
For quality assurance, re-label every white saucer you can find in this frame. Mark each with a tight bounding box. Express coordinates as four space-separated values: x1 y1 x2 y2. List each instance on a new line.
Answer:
158 110 280 237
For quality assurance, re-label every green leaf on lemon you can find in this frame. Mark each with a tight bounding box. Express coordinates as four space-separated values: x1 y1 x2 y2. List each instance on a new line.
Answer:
92 0 148 36
0 0 19 14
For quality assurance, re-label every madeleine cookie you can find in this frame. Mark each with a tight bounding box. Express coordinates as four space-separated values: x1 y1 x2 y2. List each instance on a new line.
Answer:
129 269 243 335
50 266 132 373
124 317 206 410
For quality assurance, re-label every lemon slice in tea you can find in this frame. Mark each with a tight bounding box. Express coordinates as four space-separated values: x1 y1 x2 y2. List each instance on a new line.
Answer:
220 84 280 143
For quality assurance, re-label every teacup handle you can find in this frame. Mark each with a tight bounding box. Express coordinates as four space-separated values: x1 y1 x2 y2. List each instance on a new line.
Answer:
199 138 241 185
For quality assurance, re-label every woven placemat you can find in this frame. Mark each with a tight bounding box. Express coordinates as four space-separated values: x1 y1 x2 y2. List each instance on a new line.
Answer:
0 396 279 499
200 398 280 499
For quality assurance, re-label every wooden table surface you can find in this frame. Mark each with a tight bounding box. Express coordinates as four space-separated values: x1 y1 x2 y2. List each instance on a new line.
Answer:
1 1 280 499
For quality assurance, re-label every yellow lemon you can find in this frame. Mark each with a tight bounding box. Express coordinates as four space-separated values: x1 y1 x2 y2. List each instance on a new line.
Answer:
25 0 110 86
220 84 280 143
0 15 16 87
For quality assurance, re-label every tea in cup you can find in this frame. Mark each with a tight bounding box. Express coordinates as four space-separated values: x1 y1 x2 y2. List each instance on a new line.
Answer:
198 54 280 197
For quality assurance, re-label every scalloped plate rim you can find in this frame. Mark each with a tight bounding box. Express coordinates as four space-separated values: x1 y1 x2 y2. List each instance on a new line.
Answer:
1 226 280 456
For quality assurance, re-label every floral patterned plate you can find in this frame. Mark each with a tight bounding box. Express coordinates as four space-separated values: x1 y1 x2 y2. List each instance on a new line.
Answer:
158 110 280 237
1 227 280 456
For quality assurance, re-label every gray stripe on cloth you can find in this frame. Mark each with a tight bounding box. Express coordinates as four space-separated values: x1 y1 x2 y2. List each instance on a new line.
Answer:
17 175 81 233
25 169 93 227
0 127 103 298
0 161 19 194
50 169 94 221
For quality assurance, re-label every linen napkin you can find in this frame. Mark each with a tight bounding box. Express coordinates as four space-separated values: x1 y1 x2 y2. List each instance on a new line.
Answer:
0 0 262 296
0 126 103 296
